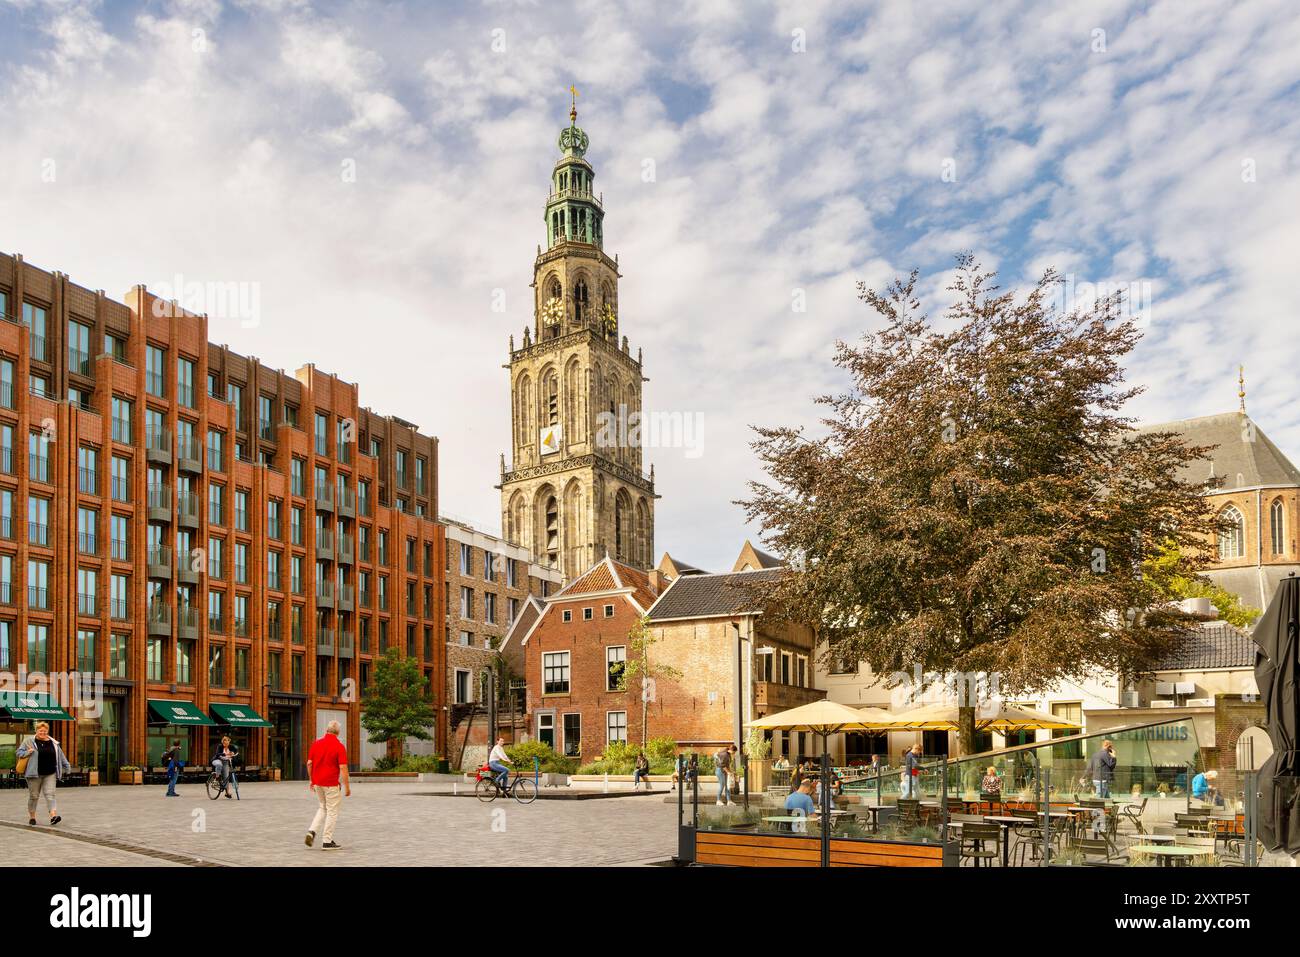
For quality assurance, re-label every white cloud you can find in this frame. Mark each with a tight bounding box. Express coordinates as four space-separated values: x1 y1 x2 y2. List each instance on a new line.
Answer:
0 0 1297 572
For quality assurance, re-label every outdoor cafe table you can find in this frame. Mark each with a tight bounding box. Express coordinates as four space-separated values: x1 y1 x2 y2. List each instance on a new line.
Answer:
1129 844 1216 867
984 816 1034 868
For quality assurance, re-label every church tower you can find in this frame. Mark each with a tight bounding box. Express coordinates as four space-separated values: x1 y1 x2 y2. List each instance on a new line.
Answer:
499 96 656 577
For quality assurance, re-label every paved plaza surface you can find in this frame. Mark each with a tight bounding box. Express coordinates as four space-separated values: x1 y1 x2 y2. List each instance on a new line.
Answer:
0 781 678 867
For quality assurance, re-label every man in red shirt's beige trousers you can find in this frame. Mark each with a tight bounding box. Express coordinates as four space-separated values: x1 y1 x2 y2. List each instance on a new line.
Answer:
305 720 351 850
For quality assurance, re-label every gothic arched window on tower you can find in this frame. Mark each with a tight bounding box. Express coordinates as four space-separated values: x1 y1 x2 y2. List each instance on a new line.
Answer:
544 372 559 427
1270 498 1285 555
542 493 559 567
574 280 589 324
1217 504 1245 560
614 490 632 563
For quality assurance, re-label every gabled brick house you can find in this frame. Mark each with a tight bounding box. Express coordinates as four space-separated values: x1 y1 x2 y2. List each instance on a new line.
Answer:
519 557 661 763
520 545 822 764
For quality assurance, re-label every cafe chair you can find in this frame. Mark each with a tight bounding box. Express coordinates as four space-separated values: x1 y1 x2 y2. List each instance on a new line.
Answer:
959 823 1002 868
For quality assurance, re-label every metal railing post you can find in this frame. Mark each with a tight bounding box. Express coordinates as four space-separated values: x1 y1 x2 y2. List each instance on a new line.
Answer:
939 756 949 846
534 755 540 790
1041 767 1052 866
691 752 699 829
820 751 831 868
743 752 750 810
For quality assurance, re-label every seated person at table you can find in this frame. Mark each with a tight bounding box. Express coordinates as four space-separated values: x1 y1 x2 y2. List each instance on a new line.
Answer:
1191 769 1221 804
786 779 816 816
980 766 1002 794
772 755 790 771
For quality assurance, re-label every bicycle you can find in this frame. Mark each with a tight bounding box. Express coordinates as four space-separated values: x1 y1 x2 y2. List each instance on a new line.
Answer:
474 766 537 805
206 762 241 801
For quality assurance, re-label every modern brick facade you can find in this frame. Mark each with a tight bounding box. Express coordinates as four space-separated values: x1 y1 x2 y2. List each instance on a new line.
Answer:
442 518 561 767
0 250 447 778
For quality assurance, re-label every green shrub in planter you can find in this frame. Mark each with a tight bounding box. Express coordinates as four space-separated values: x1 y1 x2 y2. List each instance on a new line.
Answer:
505 741 576 775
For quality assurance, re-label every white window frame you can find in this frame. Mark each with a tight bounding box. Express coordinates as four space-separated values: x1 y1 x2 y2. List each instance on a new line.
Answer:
543 650 571 695
606 710 628 744
603 603 614 618
454 668 472 704
562 609 572 623
606 645 626 692
561 712 581 758
536 712 555 749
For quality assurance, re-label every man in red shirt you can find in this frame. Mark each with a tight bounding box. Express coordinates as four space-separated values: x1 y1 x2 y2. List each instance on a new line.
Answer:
305 720 351 850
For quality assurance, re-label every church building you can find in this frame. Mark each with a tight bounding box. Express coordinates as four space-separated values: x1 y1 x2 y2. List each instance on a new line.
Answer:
499 100 657 578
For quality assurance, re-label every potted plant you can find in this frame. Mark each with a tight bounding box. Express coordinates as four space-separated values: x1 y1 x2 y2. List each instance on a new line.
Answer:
117 765 143 785
86 767 99 787
270 761 282 782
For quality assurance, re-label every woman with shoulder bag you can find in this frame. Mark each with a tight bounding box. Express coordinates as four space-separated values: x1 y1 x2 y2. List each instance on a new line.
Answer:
16 721 71 826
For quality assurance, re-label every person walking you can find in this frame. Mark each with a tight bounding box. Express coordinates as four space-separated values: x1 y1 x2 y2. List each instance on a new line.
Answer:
1087 740 1117 798
16 722 70 827
901 743 923 799
305 720 350 850
162 740 183 797
714 744 736 806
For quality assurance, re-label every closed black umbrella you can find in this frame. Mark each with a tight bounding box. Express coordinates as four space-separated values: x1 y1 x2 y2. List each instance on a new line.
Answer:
1252 575 1300 854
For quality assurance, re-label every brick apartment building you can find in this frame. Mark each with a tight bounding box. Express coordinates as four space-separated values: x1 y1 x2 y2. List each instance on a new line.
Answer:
515 545 821 764
442 517 562 767
0 250 447 779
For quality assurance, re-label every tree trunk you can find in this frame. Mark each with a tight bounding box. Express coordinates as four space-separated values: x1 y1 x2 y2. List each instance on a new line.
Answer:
641 694 649 749
958 705 977 757
386 738 403 763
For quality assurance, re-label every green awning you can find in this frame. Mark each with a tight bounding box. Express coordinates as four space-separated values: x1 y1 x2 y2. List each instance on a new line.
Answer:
148 699 216 726
0 691 73 721
209 703 272 728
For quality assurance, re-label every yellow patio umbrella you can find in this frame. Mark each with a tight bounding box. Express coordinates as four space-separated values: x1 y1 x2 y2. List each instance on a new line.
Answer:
746 699 897 736
882 700 1082 733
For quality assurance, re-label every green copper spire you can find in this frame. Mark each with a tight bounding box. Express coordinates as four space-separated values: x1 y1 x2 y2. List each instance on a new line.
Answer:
546 87 603 249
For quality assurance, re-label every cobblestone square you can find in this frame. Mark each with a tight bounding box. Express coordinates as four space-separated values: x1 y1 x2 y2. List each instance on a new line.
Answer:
0 782 678 867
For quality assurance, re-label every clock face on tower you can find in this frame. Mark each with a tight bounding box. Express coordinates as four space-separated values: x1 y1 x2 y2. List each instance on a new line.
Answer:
541 296 564 328
602 303 617 337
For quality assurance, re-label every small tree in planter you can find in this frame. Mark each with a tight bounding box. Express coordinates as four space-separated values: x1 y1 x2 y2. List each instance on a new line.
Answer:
360 648 437 763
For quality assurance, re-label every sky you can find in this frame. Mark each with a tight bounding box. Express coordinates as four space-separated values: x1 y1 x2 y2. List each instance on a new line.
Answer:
1 0 1298 573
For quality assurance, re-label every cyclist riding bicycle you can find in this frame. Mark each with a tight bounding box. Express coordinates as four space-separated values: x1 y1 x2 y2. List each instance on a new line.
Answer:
211 736 239 799
487 736 512 792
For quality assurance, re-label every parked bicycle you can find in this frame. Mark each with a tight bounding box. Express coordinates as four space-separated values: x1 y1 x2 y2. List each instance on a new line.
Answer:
474 765 537 804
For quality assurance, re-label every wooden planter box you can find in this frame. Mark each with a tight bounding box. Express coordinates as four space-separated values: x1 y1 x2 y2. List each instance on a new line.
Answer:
117 769 143 785
271 768 282 782
87 769 99 787
695 830 948 868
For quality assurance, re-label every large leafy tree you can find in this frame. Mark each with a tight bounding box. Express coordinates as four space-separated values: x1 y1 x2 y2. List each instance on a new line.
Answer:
360 648 438 761
740 257 1219 754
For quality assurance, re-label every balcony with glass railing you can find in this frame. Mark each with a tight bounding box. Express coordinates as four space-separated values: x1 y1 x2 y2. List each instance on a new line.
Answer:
177 433 203 473
145 427 172 463
177 491 199 528
147 544 173 578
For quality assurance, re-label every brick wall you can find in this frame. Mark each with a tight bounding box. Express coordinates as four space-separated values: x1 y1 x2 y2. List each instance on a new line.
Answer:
1214 693 1266 770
